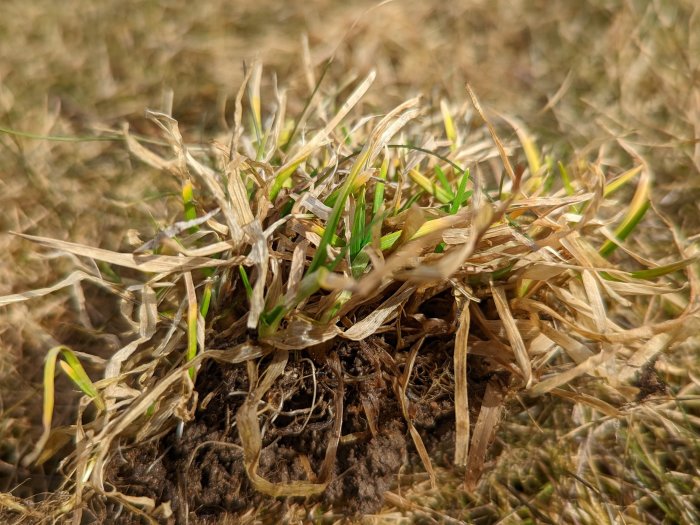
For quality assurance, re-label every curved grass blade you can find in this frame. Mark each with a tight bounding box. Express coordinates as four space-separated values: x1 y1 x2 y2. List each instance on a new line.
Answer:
23 346 104 466
599 169 651 257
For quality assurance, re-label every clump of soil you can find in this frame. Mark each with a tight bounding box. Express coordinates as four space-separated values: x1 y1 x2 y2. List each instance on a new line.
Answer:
106 334 500 523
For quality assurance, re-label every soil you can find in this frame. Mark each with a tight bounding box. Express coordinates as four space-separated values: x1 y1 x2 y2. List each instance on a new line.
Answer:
106 332 503 524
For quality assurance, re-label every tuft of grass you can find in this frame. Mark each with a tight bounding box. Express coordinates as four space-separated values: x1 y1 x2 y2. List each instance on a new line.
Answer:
2 63 698 523
1 2 699 523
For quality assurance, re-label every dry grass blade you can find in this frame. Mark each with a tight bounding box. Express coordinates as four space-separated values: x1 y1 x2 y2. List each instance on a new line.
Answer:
317 352 344 483
236 351 328 496
270 70 377 200
529 346 617 396
465 380 504 490
0 270 113 306
454 302 470 467
395 337 437 489
342 284 415 341
491 283 532 387
14 233 242 273
466 84 517 186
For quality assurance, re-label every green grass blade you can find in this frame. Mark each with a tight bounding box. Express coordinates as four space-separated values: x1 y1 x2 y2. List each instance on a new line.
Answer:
182 180 198 234
58 350 104 411
372 155 389 216
239 266 253 299
200 281 213 318
350 188 367 262
599 171 651 257
558 161 575 196
629 257 699 280
269 161 302 202
27 346 105 465
187 299 198 380
440 99 457 150
409 169 452 204
434 165 455 200
307 150 369 274
380 230 402 251
281 59 332 152
449 168 471 214
604 165 643 197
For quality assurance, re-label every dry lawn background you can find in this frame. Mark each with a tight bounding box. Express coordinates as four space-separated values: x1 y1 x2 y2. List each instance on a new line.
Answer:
1 0 699 523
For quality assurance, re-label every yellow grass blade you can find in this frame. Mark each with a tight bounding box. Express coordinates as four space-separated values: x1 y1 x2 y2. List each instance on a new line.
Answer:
23 346 103 466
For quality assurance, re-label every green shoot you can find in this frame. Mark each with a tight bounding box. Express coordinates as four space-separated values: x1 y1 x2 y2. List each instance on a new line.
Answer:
28 346 104 465
434 165 455 201
372 155 389 216
182 180 198 234
409 169 452 204
307 150 370 275
239 266 253 299
449 168 471 215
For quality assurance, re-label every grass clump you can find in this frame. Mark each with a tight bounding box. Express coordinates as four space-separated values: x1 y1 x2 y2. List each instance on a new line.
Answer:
1 59 699 524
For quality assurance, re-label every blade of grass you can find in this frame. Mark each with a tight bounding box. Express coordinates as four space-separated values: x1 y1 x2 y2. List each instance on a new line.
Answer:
434 165 455 200
58 350 105 411
281 58 332 152
604 165 643 197
454 303 471 467
440 99 457 150
629 257 699 280
23 346 103 466
350 187 367 263
449 168 471 214
181 180 198 234
270 71 376 201
599 169 651 257
409 169 453 204
200 281 213 318
239 266 253 299
372 155 389 216
185 272 198 380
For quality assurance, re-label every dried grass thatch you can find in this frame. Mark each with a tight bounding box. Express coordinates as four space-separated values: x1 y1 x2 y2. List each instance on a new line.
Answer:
2 60 697 522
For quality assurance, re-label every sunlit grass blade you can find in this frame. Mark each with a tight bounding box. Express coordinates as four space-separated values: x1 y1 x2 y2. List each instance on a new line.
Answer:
200 281 213 318
599 170 651 257
434 165 455 200
308 148 370 274
24 346 103 466
185 272 199 380
380 230 402 251
324 171 373 210
440 99 457 150
270 71 376 201
57 348 104 411
409 169 453 204
182 179 198 234
247 61 263 151
604 165 643 197
520 128 542 183
282 59 332 152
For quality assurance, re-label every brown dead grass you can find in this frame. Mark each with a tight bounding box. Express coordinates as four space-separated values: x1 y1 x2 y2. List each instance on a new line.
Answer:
1 1 699 524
